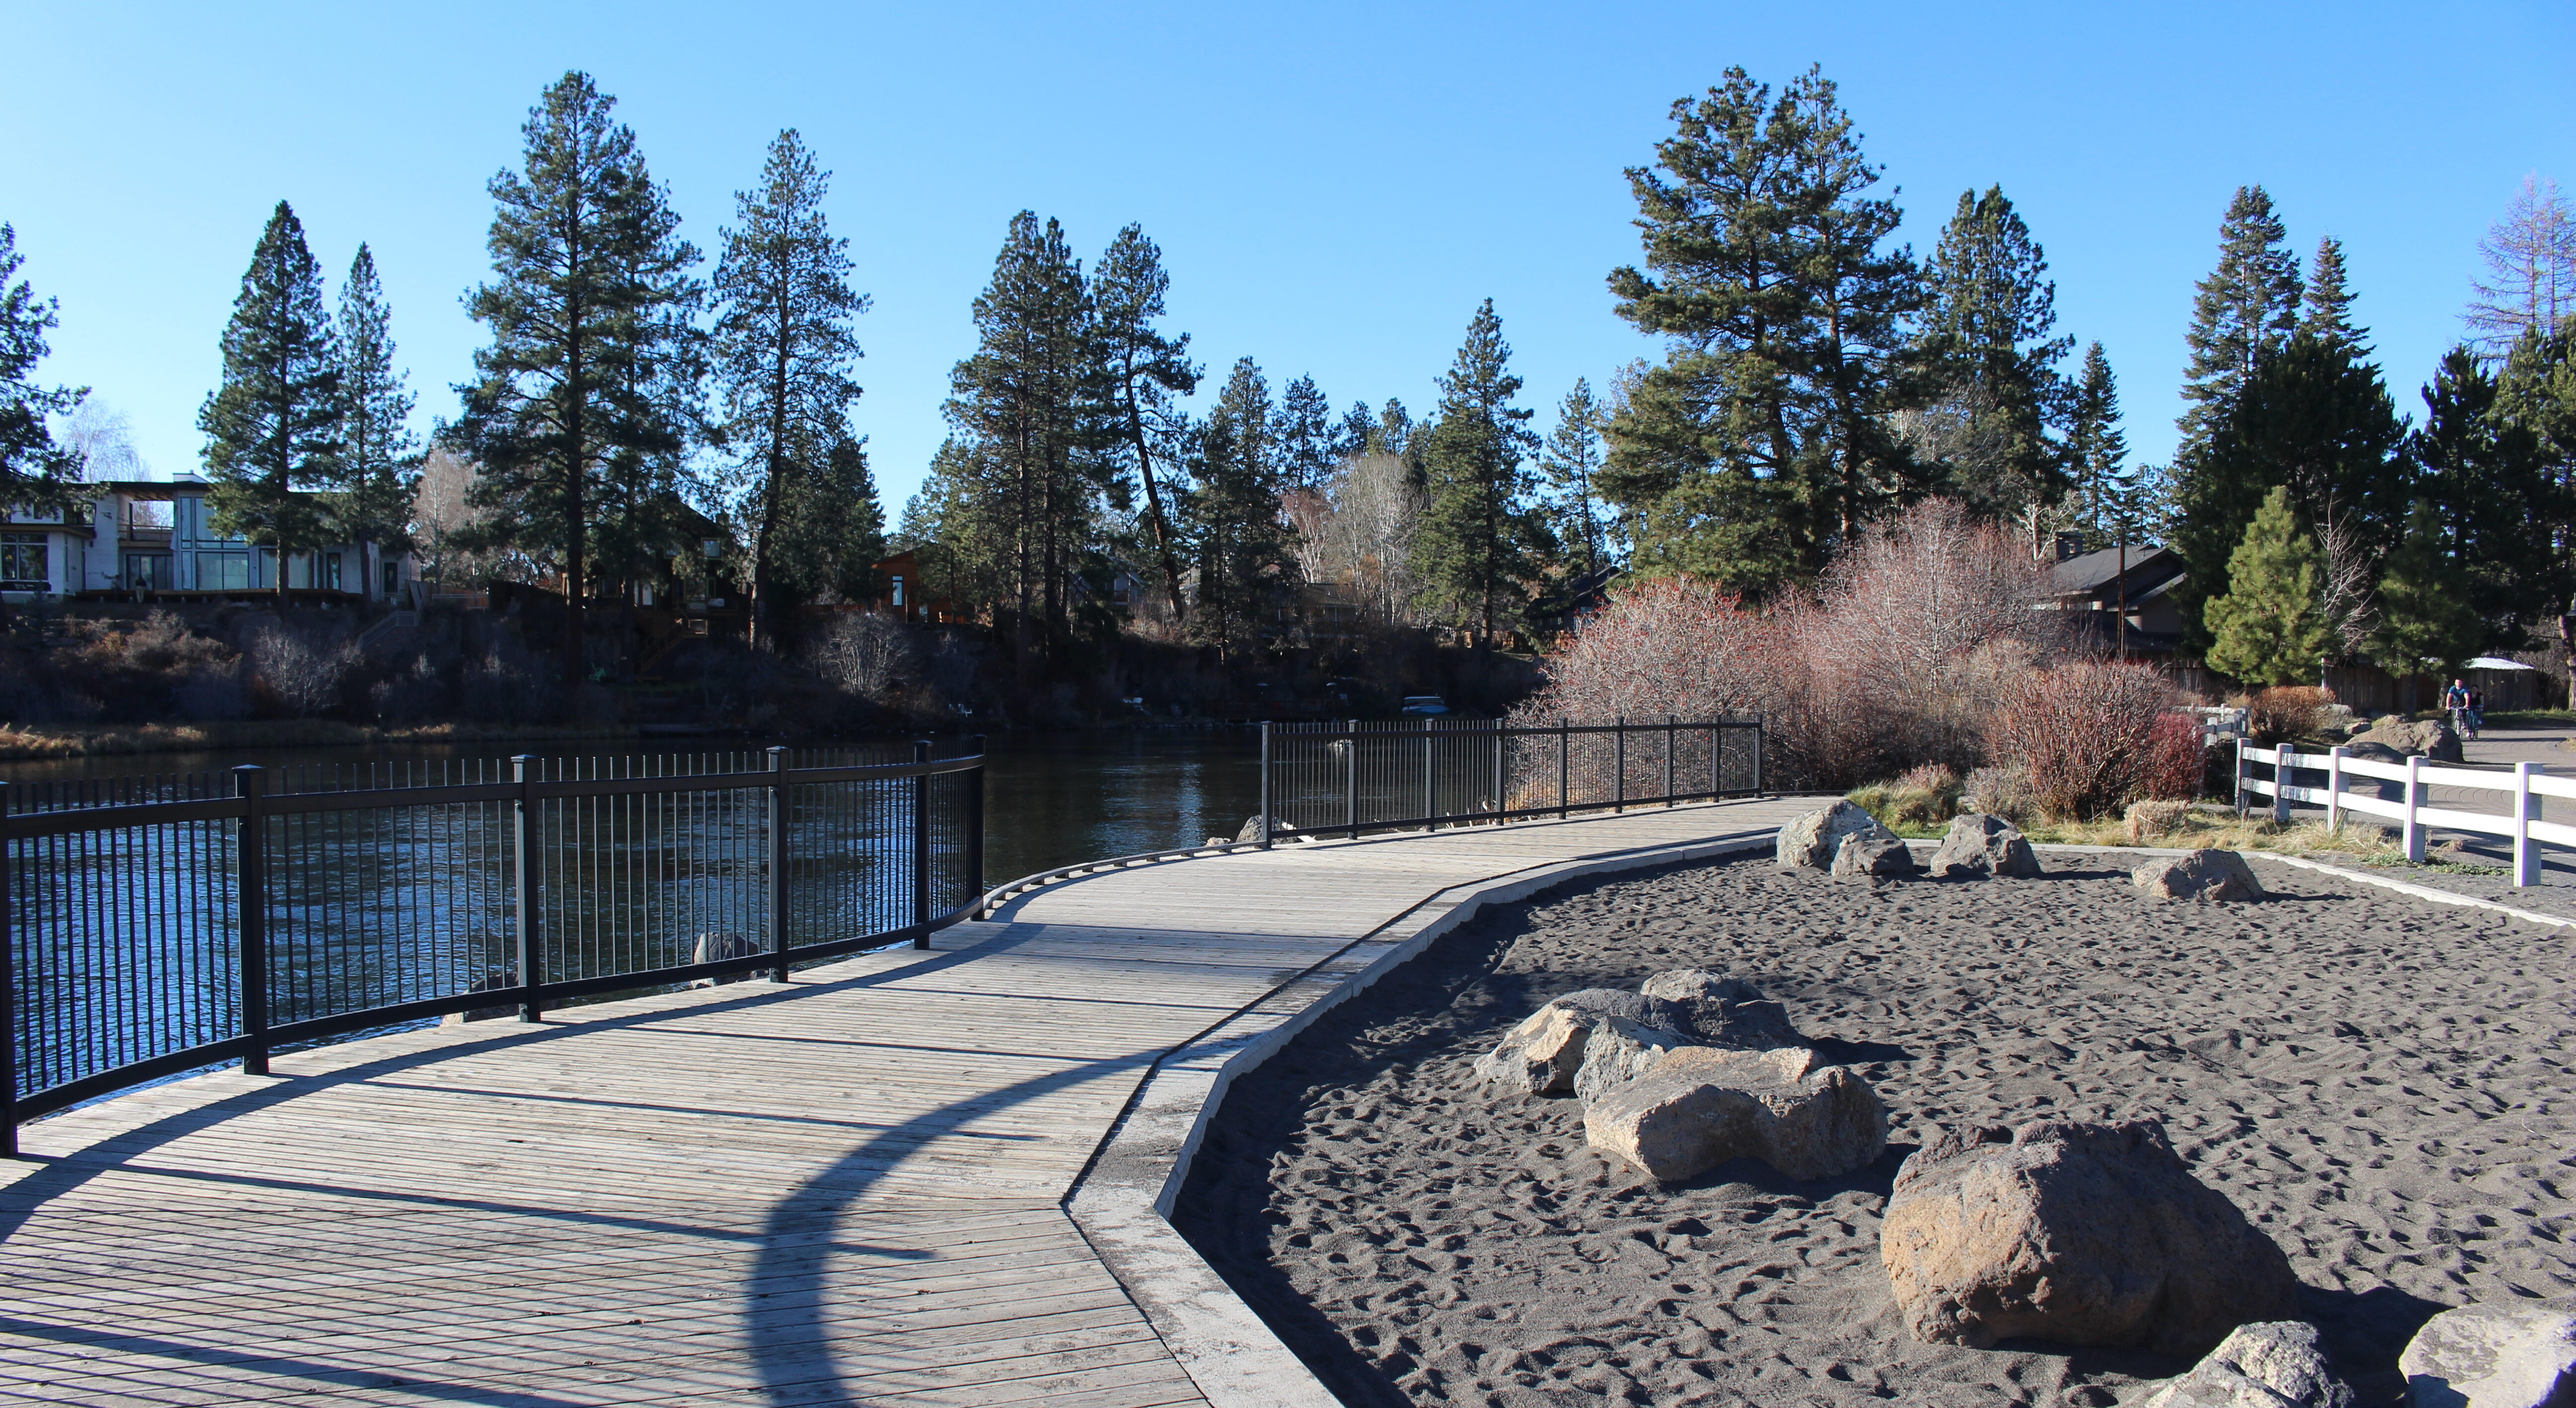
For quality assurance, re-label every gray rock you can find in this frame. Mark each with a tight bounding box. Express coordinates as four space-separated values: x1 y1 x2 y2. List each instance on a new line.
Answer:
2355 718 2464 764
688 932 762 988
1929 812 2043 879
1473 989 1686 1095
2400 1302 2576 1408
2134 849 2265 902
1831 833 1919 878
1879 1119 2300 1358
1638 969 1806 1050
2138 1321 2355 1407
1776 800 1899 870
1582 1045 1886 1182
1570 1015 1697 1106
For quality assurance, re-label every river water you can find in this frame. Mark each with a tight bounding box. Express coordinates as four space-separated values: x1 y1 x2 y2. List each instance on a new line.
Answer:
0 727 1266 886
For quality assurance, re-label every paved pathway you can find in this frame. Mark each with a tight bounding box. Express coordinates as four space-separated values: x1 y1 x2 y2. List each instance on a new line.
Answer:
0 798 1810 1407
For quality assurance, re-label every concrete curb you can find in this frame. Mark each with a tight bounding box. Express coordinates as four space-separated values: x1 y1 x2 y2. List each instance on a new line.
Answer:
1063 828 1782 1408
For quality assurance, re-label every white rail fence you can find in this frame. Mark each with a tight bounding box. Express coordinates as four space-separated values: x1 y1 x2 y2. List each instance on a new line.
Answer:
2234 740 2567 886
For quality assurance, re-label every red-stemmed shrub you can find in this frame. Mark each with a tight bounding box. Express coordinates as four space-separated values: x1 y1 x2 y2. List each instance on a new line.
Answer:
1989 660 2189 820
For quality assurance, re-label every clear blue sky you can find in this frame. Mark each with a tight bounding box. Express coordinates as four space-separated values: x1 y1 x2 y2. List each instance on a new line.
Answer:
7 1 2571 519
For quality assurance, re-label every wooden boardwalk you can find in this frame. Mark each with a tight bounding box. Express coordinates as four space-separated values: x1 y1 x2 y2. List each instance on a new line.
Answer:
0 799 1811 1407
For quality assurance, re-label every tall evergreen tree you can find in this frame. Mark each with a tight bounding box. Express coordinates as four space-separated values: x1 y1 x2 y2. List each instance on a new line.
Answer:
2493 323 2576 608
2299 237 2368 355
2204 486 2330 686
452 72 703 683
1333 400 1374 461
1915 185 2073 527
1184 358 1297 658
1371 399 1413 459
2064 342 2128 544
711 128 868 650
762 429 884 610
2369 498 2480 686
2178 185 2303 455
1273 375 1334 493
1091 224 1198 618
0 224 89 516
200 200 342 601
1538 378 1609 573
944 211 1105 676
1601 65 1922 594
335 244 418 593
1414 300 1550 644
2414 347 2565 651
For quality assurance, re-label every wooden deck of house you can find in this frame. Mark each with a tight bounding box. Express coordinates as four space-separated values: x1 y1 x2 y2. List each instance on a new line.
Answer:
0 798 1814 1407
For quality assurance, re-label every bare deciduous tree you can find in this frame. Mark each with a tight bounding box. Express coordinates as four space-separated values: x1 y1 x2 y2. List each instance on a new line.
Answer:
2467 174 2576 360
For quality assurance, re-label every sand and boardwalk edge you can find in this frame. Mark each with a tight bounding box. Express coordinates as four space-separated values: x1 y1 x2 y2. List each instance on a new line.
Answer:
1065 822 2575 1408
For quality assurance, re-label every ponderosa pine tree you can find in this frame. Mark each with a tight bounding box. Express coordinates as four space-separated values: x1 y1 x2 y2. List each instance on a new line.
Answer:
1092 224 1197 618
0 224 88 517
1274 375 1334 493
1184 358 1296 659
1602 65 1922 594
335 244 418 595
2204 486 2331 686
1414 299 1551 645
1916 185 2073 529
453 72 702 683
1371 399 1413 460
711 128 869 650
2370 498 2480 689
2414 347 2565 651
2178 186 2303 456
944 211 1106 676
1333 400 1374 461
201 200 342 601
1539 378 1609 573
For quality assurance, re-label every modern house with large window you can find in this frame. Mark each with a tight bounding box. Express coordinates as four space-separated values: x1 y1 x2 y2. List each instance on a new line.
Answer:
1 478 416 604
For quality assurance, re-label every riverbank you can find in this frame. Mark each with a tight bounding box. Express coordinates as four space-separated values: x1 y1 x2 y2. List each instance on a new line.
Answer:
1174 849 2575 1407
0 719 640 760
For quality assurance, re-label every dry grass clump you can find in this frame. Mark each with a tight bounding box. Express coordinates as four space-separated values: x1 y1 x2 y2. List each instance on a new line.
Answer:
2123 798 2191 844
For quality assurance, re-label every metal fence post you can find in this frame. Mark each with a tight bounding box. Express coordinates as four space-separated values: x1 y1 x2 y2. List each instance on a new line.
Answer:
766 746 791 982
967 735 987 895
2514 761 2541 887
511 755 542 1021
234 765 271 1072
1614 715 1626 814
1490 722 1505 825
2403 755 2427 862
1558 717 1570 819
1258 722 1273 848
0 782 16 1157
1344 720 1359 838
912 740 932 947
1421 719 1435 829
2326 745 2347 833
1751 717 1764 795
2272 744 2293 825
1664 714 1677 806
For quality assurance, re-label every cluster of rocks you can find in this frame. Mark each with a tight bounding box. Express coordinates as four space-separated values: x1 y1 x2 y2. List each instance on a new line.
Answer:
1472 969 1886 1184
1774 799 2041 881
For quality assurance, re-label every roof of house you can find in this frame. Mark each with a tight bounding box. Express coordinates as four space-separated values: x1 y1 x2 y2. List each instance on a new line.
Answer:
2046 543 2183 598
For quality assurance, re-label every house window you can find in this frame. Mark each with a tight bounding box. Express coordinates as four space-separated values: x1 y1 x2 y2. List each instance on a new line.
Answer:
122 553 172 590
891 575 905 607
383 561 401 598
200 552 251 590
0 533 48 589
319 553 342 591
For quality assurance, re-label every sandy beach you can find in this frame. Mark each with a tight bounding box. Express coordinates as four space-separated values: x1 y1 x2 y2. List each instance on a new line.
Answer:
1173 848 2576 1407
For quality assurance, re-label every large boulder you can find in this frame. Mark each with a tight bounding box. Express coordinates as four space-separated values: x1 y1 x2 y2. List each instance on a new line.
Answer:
1879 1120 2300 1358
2355 717 2464 763
1473 989 1685 1095
1638 969 1806 1051
2137 1321 2355 1408
1571 1014 1698 1106
1776 800 1899 870
1583 1045 1886 1183
2399 1302 2576 1408
1832 832 1920 879
1929 813 2043 879
2134 849 2265 902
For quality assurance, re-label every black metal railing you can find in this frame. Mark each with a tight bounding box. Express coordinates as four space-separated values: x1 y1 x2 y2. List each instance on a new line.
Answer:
1256 716 1762 842
0 740 987 1147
